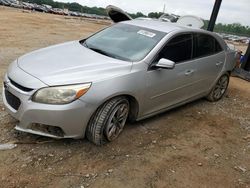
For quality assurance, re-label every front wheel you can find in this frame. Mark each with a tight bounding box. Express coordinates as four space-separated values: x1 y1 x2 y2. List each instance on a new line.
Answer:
206 74 229 102
86 97 129 145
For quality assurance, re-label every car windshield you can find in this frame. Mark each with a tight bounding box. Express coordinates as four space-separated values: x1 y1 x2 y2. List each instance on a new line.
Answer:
82 23 166 62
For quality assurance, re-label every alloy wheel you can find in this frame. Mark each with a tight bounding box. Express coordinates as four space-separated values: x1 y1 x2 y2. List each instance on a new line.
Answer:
213 75 229 100
105 102 129 141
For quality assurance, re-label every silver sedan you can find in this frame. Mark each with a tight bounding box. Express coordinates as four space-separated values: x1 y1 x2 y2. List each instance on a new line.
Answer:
3 19 236 145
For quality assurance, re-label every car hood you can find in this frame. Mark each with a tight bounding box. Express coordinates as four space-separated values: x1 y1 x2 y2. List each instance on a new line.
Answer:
17 41 132 86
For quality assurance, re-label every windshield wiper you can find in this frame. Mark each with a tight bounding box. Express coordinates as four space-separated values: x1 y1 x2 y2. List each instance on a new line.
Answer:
82 40 88 48
89 47 117 59
82 41 129 61
82 41 117 58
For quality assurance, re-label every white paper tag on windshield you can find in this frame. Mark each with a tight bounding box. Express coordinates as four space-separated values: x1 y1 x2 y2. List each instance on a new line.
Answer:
137 30 156 38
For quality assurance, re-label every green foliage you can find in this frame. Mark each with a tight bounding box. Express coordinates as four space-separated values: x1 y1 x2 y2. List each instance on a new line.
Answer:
203 20 250 36
129 12 146 19
202 20 209 30
148 12 164 19
214 22 250 36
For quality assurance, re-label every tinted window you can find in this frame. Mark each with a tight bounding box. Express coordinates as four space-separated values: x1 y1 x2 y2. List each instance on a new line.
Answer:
215 39 223 52
194 34 222 58
158 34 192 63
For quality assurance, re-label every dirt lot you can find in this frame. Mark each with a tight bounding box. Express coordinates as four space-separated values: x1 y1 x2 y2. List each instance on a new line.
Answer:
0 6 250 188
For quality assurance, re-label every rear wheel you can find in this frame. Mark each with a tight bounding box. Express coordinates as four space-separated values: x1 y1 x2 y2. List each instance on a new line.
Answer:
86 97 129 145
206 74 229 102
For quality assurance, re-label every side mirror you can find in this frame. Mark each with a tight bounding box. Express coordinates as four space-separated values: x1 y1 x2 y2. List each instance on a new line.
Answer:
154 58 175 69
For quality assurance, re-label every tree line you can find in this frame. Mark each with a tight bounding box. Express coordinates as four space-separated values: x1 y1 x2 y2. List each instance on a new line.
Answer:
23 0 250 36
203 20 250 37
215 23 250 37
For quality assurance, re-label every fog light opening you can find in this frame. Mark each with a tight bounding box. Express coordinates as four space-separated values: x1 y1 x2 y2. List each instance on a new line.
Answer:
30 123 65 137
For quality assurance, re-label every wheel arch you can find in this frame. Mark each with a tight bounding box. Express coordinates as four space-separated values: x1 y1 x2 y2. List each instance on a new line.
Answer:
104 94 139 122
122 94 139 122
212 71 230 88
227 70 231 75
88 93 140 125
206 72 230 102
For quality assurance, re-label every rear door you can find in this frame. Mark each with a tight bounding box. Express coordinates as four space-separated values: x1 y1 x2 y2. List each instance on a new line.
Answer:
193 33 225 93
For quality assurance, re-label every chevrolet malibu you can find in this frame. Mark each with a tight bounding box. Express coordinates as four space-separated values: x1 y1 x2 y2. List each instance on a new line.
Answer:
3 19 236 145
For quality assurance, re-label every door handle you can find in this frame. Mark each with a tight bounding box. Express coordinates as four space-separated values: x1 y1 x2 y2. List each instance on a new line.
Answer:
216 61 223 66
185 70 194 76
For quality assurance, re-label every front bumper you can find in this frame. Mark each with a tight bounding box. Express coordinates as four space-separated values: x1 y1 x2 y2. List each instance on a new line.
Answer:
2 76 95 139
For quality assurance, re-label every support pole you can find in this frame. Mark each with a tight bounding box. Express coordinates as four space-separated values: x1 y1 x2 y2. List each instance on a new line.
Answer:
207 0 222 31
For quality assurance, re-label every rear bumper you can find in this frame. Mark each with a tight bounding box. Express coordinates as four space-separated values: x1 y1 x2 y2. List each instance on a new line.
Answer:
2 77 96 139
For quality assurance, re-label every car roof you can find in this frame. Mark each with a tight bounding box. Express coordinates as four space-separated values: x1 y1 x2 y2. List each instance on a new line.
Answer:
121 19 197 33
120 19 227 50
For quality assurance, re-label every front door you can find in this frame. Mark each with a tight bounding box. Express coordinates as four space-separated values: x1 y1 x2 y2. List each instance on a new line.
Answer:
145 34 198 115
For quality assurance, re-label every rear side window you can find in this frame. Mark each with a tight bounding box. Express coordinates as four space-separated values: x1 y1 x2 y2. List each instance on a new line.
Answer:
158 34 192 63
194 34 222 58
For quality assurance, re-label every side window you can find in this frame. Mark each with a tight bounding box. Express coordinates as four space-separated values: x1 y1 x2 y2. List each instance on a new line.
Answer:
158 34 192 63
215 39 223 53
194 34 222 58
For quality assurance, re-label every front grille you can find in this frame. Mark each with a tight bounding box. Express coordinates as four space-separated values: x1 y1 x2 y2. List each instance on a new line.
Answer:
9 78 33 92
4 89 21 110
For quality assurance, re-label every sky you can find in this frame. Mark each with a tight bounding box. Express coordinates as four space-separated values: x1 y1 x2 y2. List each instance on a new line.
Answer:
60 0 250 26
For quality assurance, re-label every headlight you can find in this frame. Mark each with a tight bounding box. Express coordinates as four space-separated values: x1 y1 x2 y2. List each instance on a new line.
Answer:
32 83 91 104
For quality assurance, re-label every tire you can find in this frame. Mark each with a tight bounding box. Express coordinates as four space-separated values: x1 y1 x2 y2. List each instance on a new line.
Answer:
206 73 229 102
86 97 129 145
